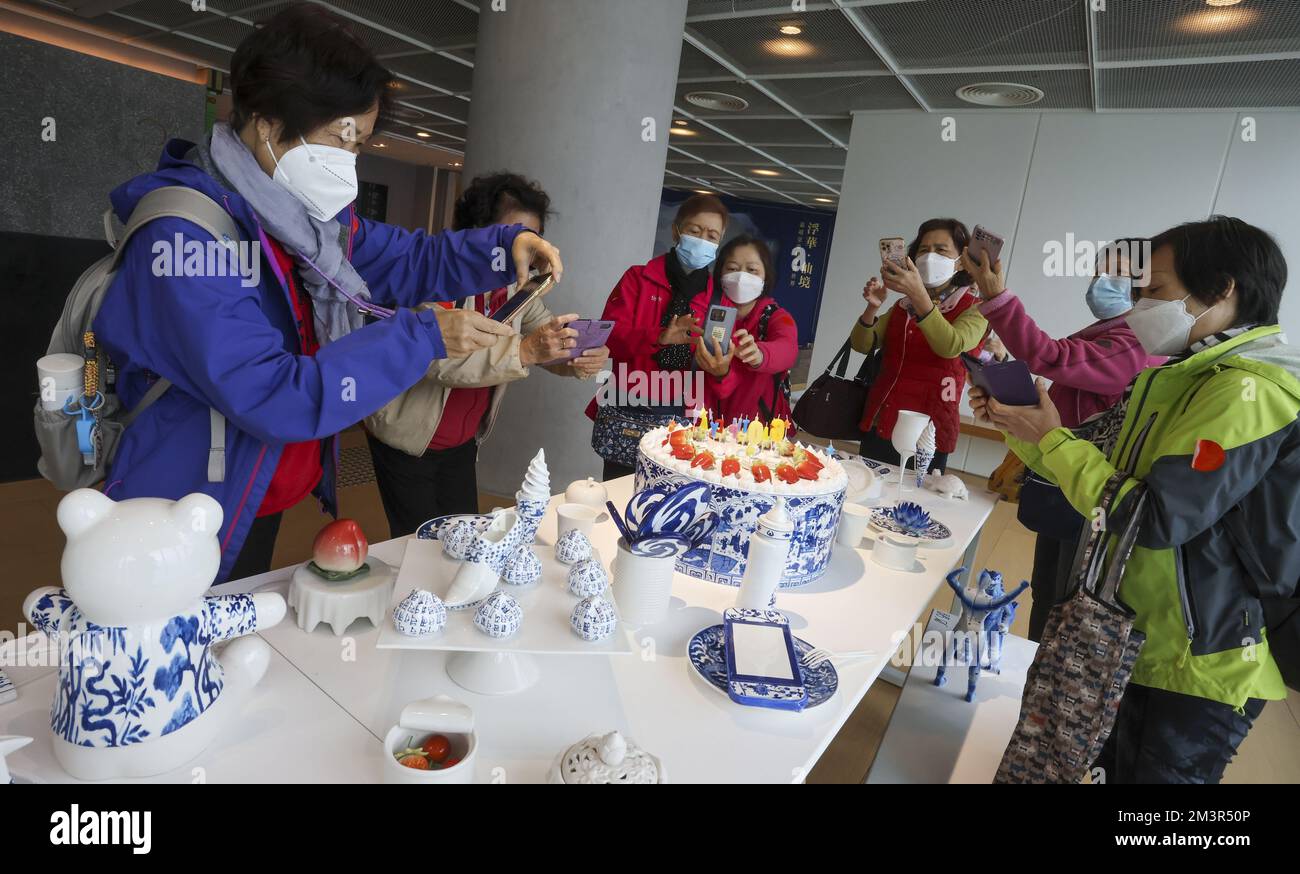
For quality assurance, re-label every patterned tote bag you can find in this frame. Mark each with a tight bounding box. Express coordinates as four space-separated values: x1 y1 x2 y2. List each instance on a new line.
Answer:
994 471 1149 784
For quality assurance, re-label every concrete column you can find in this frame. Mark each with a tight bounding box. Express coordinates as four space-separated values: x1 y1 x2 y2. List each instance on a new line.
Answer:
464 0 688 495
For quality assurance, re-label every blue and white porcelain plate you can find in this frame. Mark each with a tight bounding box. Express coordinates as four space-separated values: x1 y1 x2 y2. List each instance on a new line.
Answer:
416 514 493 542
687 625 837 708
870 507 952 543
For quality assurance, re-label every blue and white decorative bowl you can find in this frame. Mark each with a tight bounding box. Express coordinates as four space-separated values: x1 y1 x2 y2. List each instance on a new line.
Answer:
634 452 846 588
555 529 593 565
473 591 523 639
392 588 446 637
687 624 838 707
566 558 608 598
501 545 542 586
442 519 479 560
570 595 618 642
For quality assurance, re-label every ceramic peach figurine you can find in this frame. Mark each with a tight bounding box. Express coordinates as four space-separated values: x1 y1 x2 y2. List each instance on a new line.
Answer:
23 489 286 781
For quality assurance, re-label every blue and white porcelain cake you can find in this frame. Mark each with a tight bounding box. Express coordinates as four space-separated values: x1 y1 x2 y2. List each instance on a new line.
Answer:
634 422 847 587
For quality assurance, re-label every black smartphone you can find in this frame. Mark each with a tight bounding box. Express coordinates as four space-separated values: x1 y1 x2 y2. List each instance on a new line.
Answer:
492 272 555 322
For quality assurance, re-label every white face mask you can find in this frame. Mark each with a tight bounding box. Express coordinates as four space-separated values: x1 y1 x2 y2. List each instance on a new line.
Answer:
914 252 957 288
265 137 358 221
1125 294 1214 356
721 271 764 305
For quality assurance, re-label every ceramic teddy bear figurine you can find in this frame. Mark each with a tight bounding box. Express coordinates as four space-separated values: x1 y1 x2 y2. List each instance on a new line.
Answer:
23 489 286 781
934 567 1027 703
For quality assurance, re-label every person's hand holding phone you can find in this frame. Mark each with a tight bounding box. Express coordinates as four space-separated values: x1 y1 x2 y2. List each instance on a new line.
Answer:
435 308 516 358
695 336 734 379
969 380 1062 444
733 328 764 368
960 247 1005 301
659 312 700 346
881 257 932 314
570 345 609 380
520 313 579 366
512 232 563 286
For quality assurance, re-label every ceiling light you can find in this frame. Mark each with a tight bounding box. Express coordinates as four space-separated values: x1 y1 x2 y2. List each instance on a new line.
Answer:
779 24 802 35
673 119 689 126
415 131 431 138
693 190 715 195
752 169 780 177
685 91 749 112
373 142 386 148
1177 5 1258 32
955 82 1045 107
1206 0 1243 6
814 197 834 204
671 126 697 136
762 37 813 58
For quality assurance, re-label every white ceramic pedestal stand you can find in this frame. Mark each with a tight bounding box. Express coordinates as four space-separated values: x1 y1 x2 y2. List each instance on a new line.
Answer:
445 650 541 695
289 557 395 636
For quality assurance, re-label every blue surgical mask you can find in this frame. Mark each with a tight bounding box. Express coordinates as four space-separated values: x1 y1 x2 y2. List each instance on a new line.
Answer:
675 234 718 272
1086 274 1134 320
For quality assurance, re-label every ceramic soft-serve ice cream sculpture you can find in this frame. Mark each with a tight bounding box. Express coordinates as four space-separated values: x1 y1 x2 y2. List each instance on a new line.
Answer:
23 489 286 781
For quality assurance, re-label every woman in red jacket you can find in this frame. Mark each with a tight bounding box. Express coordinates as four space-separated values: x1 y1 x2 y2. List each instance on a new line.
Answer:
851 218 988 473
590 194 728 479
692 235 797 423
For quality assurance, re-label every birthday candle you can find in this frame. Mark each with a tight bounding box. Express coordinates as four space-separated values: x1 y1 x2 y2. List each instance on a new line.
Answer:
770 418 786 444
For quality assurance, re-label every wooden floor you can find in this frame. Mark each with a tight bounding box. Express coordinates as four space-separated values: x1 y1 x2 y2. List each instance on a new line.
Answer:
3 435 1297 783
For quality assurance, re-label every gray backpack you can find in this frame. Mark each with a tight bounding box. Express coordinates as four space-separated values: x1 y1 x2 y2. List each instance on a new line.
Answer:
35 186 237 490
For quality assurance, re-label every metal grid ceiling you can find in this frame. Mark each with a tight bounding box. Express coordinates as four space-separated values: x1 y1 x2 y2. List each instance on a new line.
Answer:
765 75 918 114
1100 58 1300 109
912 69 1094 110
688 8 890 76
1097 0 1300 63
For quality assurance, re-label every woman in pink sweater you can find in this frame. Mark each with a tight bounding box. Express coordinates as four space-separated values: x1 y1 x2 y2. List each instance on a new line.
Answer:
959 239 1164 641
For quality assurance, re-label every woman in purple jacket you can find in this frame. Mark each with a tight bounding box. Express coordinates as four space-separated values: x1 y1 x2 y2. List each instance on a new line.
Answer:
959 239 1163 640
94 6 561 582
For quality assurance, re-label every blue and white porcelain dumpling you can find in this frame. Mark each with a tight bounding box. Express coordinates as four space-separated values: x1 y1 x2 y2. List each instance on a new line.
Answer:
501 545 542 586
393 588 446 637
473 591 523 638
570 595 617 642
566 558 608 598
442 519 478 560
555 529 593 565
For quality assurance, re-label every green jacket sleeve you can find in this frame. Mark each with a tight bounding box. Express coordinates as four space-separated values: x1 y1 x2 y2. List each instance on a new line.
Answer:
916 304 988 359
850 307 890 355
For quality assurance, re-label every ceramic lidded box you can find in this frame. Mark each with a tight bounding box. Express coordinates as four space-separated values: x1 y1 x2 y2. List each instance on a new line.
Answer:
23 489 286 781
570 596 617 642
549 731 666 784
555 529 593 565
566 558 608 598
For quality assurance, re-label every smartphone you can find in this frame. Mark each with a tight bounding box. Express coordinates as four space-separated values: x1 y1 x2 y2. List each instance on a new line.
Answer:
879 236 907 267
724 608 808 711
961 352 1038 406
491 272 555 323
540 319 615 366
968 225 1005 268
703 303 738 355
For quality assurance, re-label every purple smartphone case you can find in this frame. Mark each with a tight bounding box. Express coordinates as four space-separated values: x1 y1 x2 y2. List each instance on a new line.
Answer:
542 319 614 365
962 353 1038 406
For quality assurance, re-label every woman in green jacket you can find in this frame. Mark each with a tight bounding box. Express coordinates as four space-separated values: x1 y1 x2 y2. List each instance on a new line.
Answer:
972 216 1297 784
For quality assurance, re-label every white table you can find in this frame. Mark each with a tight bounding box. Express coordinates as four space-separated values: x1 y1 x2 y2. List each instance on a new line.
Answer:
0 475 997 784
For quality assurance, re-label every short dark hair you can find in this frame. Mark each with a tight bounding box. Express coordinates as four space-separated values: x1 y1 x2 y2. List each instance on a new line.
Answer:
675 194 729 229
452 171 553 234
714 234 775 297
229 4 395 142
1149 216 1286 327
909 217 971 288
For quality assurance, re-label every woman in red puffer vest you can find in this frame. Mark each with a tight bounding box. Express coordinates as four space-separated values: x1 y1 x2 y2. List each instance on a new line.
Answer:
851 218 988 473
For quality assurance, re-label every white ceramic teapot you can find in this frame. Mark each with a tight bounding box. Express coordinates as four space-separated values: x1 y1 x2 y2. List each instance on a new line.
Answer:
23 489 286 780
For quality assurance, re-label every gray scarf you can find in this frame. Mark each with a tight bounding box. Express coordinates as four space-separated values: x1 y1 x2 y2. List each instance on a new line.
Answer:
199 123 384 344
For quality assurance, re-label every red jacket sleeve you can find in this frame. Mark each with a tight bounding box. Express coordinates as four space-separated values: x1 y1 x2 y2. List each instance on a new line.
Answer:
602 266 660 364
750 306 800 375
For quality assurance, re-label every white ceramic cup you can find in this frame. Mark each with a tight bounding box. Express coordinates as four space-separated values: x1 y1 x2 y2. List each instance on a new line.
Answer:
871 533 919 572
611 538 676 625
835 503 872 548
556 503 607 538
37 353 84 412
